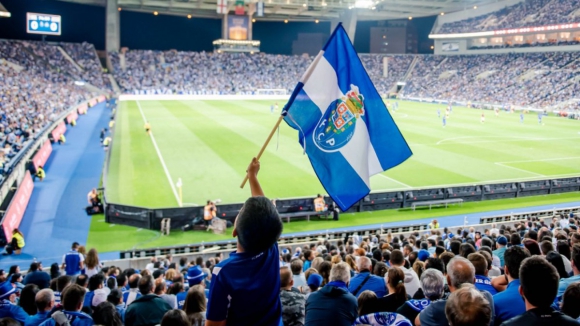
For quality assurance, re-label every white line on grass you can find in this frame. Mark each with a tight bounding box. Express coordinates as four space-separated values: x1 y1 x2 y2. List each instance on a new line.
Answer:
136 101 181 205
436 136 580 146
494 162 545 177
376 173 412 188
497 157 580 164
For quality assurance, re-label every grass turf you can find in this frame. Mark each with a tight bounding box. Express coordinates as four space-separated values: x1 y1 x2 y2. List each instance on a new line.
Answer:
91 99 580 252
106 100 580 207
87 190 580 252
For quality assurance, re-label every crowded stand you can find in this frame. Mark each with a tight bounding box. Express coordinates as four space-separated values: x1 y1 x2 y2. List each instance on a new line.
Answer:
401 52 580 109
60 42 111 91
2 206 580 325
0 40 97 172
437 0 580 34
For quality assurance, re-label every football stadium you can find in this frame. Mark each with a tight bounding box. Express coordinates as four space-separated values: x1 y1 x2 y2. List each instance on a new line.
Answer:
1 0 580 325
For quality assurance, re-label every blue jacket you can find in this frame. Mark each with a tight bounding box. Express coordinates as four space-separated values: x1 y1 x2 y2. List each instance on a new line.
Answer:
348 271 387 298
38 311 93 326
493 280 524 326
0 300 29 324
25 311 51 326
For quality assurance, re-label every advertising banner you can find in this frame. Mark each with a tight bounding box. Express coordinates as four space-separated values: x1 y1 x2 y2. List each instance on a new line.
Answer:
66 111 78 124
2 172 34 241
32 139 52 171
77 103 88 114
228 15 249 40
51 121 66 141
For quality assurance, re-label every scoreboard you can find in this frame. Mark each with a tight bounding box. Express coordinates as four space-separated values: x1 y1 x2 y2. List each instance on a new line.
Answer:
26 12 61 36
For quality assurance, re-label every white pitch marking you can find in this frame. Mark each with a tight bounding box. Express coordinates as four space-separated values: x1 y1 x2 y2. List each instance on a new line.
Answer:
496 157 580 164
436 135 580 146
371 172 580 193
494 162 545 177
376 173 412 188
109 224 116 227
135 101 180 206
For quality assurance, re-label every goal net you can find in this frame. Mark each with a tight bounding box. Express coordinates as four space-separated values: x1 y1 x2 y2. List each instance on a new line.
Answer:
255 89 287 95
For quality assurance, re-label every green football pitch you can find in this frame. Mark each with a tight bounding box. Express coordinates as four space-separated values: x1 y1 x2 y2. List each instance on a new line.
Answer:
105 99 580 208
89 99 580 252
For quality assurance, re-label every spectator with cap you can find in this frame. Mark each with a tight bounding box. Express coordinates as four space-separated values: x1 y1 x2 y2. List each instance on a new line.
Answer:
445 284 491 326
206 158 283 326
501 256 578 326
0 280 28 324
397 268 445 323
61 242 84 277
25 289 54 326
279 266 305 326
179 266 207 309
348 256 387 298
418 249 430 262
492 246 530 325
39 284 93 326
493 236 508 267
24 263 50 290
468 253 497 295
305 262 357 326
125 275 172 326
306 274 323 299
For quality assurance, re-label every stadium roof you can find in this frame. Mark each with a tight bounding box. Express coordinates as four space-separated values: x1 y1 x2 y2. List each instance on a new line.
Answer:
57 0 508 21
0 2 10 17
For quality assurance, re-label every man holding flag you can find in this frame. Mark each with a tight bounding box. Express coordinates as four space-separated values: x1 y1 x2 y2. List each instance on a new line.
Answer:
281 24 412 211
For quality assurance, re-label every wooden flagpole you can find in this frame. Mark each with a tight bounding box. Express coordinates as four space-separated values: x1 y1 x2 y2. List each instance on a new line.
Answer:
240 115 285 189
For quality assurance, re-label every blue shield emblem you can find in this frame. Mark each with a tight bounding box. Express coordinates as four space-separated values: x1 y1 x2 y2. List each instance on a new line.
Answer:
313 84 365 152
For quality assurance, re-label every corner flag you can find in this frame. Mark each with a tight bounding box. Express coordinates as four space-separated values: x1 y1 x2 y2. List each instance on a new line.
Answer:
283 24 412 211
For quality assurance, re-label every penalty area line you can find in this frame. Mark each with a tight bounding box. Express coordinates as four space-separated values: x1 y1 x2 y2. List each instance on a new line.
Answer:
135 101 181 206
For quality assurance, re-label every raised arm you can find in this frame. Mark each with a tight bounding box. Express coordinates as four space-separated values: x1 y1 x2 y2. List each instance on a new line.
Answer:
247 157 264 197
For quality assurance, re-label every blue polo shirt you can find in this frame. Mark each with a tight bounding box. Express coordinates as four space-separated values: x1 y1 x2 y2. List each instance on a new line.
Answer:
25 311 50 326
493 279 525 326
0 300 29 324
475 275 497 295
558 274 580 299
38 311 93 326
348 271 387 297
207 244 282 326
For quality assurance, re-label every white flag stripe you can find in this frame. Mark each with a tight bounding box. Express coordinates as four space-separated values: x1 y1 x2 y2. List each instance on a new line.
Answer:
302 53 343 113
302 55 382 189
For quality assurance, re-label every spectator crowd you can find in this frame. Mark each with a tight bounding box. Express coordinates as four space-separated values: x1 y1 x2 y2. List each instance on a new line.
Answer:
438 0 580 34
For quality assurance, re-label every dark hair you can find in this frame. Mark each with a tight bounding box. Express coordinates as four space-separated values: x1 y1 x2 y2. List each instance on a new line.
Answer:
62 284 86 311
562 282 580 319
540 240 555 255
372 249 382 262
425 258 445 274
56 276 72 292
546 251 569 280
89 274 105 292
523 239 542 256
184 285 206 319
76 275 88 288
572 244 580 268
373 262 388 277
390 250 404 266
129 274 141 289
116 274 127 288
449 241 461 255
459 243 476 258
467 253 488 276
557 241 571 260
235 196 282 254
8 266 18 276
439 252 455 273
107 289 123 305
435 246 445 257
481 238 492 248
520 256 559 308
106 277 117 290
511 233 522 246
138 275 154 295
93 301 123 326
0 317 21 326
318 261 332 286
168 282 184 296
504 245 530 280
386 267 407 307
161 309 191 326
18 284 39 315
527 230 538 241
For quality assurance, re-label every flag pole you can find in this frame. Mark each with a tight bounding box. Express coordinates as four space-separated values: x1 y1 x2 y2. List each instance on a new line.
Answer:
240 115 285 189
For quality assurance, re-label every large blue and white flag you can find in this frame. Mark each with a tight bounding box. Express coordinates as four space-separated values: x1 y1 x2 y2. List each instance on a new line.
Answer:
283 24 412 211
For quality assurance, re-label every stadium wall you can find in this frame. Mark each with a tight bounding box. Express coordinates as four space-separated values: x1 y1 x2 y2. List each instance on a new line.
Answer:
0 95 108 246
433 39 580 55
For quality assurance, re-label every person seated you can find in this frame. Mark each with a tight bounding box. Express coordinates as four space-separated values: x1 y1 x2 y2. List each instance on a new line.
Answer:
0 280 29 324
3 229 25 255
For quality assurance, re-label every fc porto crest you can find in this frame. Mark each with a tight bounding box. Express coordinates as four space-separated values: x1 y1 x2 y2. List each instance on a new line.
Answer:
313 84 365 152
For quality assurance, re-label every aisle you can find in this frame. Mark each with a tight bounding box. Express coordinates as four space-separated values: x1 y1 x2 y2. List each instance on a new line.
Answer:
0 103 110 269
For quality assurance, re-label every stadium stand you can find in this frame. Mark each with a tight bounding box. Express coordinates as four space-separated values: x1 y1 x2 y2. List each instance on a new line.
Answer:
437 0 580 34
